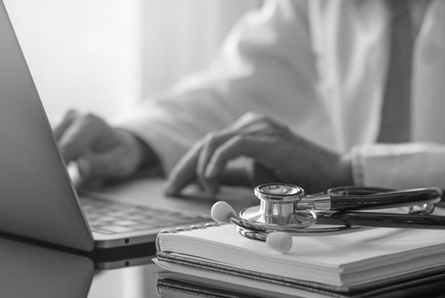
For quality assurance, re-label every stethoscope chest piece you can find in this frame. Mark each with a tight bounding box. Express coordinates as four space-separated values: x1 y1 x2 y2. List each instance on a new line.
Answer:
239 184 316 228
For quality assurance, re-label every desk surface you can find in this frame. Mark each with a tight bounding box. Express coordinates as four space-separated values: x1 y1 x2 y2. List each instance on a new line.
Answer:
4 178 445 298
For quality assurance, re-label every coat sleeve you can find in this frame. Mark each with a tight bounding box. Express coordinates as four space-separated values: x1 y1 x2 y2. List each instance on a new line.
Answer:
115 0 321 174
351 143 445 189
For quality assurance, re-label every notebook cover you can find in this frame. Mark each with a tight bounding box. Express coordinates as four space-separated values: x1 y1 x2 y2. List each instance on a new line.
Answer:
155 261 445 298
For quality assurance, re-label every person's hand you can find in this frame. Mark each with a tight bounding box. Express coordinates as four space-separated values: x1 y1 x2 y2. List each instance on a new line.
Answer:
53 110 154 187
165 112 353 197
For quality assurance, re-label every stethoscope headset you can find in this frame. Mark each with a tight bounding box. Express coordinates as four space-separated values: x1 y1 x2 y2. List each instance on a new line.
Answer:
210 183 444 253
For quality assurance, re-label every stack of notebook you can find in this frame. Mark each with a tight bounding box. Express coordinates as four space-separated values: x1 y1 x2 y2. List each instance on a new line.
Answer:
155 218 445 298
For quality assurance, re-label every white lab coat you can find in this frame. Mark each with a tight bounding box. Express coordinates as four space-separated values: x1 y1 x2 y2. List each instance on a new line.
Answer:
117 0 445 190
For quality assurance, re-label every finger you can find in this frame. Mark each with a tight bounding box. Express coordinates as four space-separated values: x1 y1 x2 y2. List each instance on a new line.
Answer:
53 109 78 140
165 141 203 196
197 132 237 196
204 135 274 180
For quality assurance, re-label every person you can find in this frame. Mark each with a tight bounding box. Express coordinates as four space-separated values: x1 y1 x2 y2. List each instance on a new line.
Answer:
55 0 445 198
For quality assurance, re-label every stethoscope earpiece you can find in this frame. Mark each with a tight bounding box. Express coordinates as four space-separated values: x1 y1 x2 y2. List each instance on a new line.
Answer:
265 232 293 254
210 201 236 224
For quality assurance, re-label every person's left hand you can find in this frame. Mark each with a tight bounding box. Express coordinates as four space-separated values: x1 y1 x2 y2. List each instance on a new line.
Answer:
53 110 156 188
165 112 353 197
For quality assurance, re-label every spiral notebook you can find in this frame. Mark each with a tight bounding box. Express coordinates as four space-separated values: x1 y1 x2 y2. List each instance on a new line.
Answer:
155 221 445 295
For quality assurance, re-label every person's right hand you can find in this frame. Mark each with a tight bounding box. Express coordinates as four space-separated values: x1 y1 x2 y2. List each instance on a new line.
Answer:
53 110 150 187
165 112 353 197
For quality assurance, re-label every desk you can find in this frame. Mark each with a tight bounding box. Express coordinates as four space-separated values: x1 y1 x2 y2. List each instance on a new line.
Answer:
4 178 445 298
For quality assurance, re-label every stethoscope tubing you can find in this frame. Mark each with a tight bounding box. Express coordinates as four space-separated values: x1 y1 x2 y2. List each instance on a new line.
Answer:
299 186 442 211
315 210 445 229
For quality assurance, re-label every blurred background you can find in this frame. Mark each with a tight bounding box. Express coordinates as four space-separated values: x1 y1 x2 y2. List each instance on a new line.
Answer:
4 0 263 124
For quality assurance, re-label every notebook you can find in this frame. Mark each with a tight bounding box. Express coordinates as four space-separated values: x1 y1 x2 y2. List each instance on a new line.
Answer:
155 271 445 298
155 219 445 295
0 0 212 269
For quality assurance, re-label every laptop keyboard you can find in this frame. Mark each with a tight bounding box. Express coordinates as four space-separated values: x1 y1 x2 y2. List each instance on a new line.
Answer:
80 197 212 235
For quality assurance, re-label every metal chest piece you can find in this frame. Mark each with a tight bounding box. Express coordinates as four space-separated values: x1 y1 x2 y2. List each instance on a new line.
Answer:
239 183 317 228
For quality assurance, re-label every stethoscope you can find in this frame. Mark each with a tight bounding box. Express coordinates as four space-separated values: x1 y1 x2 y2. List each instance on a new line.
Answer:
210 183 444 253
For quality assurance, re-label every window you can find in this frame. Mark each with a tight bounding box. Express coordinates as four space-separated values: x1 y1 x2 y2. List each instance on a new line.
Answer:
5 0 263 124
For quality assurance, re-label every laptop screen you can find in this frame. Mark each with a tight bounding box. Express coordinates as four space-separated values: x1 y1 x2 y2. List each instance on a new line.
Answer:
0 0 94 251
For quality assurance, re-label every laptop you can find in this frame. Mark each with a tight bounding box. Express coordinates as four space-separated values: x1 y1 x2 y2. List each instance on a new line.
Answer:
0 0 212 269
